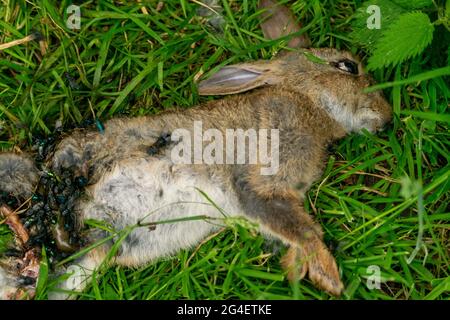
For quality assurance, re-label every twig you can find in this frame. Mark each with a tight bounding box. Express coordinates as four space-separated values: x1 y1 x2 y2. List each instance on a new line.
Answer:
185 228 226 268
0 33 40 51
191 0 221 16
156 2 164 12
0 204 29 246
137 0 149 14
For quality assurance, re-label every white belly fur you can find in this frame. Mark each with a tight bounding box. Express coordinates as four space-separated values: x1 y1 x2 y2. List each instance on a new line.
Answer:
80 157 243 266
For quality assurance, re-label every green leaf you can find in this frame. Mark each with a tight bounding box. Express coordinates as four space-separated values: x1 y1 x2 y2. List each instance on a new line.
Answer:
391 0 433 9
364 66 450 92
35 247 49 299
401 110 450 123
367 12 434 70
447 42 450 68
350 0 407 50
93 27 115 88
303 51 328 64
109 63 156 115
237 269 284 282
0 224 13 254
424 277 450 300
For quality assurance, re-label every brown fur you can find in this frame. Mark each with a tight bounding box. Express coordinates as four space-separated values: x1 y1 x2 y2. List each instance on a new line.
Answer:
0 1 393 298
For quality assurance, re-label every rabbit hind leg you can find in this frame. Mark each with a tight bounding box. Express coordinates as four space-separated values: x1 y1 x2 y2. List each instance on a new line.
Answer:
263 206 343 296
51 134 88 175
235 180 343 296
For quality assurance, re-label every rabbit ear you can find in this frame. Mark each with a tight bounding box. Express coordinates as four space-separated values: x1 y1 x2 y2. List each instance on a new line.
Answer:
198 63 281 95
259 0 311 49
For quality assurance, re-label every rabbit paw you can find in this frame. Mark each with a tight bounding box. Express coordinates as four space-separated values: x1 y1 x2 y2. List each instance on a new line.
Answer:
51 137 86 174
0 254 39 300
48 264 92 300
47 254 100 300
281 241 343 296
0 267 19 300
0 153 39 197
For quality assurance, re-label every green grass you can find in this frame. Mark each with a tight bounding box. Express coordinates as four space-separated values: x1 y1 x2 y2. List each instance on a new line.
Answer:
0 0 449 300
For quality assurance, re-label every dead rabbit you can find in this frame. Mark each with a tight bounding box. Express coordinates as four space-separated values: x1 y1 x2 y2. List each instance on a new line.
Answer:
0 0 392 299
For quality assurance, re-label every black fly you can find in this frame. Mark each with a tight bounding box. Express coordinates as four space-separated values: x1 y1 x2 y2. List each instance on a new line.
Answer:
147 132 172 156
64 72 80 90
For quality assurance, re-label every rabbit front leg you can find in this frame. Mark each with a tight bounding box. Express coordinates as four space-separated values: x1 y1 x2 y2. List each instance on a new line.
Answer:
48 248 105 300
0 152 39 197
50 130 99 176
234 176 343 296
0 153 41 300
0 266 20 300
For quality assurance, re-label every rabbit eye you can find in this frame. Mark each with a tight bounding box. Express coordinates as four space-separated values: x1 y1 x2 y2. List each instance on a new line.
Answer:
332 59 358 75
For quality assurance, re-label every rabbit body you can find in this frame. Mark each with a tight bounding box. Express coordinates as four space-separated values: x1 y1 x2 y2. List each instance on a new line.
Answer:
0 5 392 298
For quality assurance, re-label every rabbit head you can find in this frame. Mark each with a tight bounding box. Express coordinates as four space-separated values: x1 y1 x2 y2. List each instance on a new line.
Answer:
198 0 392 134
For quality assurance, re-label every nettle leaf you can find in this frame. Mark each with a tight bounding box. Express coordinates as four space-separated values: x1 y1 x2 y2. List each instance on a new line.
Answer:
350 0 407 50
367 12 434 70
391 0 433 9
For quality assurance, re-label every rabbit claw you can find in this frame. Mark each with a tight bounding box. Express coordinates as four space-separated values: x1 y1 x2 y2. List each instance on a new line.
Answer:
282 241 343 297
281 246 308 281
